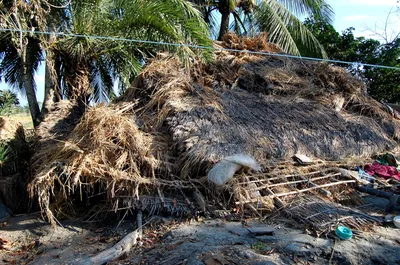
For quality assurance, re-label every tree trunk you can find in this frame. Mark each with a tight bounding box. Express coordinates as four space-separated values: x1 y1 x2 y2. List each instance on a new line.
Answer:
218 1 231 41
22 43 41 128
42 53 59 115
42 24 59 115
67 63 92 110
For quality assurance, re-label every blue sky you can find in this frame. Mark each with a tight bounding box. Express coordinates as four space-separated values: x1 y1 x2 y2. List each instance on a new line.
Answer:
330 0 399 41
1 0 399 106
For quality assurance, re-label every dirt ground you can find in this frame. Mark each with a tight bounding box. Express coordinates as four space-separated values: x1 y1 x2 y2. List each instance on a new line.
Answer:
1 196 400 265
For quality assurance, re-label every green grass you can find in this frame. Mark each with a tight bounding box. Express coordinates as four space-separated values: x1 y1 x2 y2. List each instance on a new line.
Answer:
5 113 34 129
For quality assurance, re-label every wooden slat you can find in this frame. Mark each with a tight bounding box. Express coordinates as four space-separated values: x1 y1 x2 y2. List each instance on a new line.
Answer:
235 180 356 205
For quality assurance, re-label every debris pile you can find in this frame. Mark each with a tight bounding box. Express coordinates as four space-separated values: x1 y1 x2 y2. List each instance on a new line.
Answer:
29 34 400 231
282 195 379 235
29 103 156 225
124 32 400 177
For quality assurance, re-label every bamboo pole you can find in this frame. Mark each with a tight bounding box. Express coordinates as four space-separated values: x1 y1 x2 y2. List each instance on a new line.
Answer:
235 180 356 205
238 168 341 185
246 173 341 192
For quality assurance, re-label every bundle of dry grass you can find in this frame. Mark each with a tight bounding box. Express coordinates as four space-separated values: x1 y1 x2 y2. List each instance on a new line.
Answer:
35 100 85 142
29 103 159 225
0 117 30 213
219 32 282 53
122 33 399 178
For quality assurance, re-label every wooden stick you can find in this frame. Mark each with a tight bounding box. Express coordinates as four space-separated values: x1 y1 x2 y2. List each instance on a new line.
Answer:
265 188 285 209
137 210 143 240
73 213 145 265
193 189 206 212
157 187 166 207
237 193 262 217
247 173 341 191
297 175 333 197
237 168 339 185
235 180 356 205
269 180 355 198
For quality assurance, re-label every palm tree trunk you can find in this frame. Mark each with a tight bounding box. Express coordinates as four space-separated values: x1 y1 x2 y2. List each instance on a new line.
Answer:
42 53 58 115
218 1 231 40
42 24 59 115
66 63 91 109
22 44 41 128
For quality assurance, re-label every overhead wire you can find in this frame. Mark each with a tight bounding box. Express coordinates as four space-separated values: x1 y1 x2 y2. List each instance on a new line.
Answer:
0 27 399 71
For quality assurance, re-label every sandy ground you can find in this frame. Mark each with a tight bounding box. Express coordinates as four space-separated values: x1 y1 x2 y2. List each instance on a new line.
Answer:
1 202 400 265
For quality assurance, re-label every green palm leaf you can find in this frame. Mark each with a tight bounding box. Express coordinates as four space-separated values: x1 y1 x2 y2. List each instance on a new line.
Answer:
276 0 334 22
49 0 212 102
255 0 327 57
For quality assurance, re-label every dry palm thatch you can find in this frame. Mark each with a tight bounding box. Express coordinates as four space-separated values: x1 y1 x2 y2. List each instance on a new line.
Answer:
29 103 159 225
122 34 400 179
30 34 400 225
0 117 30 213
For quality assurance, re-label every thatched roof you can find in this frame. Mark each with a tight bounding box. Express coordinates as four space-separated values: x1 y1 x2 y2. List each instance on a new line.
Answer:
122 33 400 177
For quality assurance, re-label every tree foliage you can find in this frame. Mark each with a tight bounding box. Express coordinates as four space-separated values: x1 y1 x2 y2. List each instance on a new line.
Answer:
304 18 400 103
0 0 212 126
0 0 66 126
0 90 20 115
49 0 212 104
190 0 333 57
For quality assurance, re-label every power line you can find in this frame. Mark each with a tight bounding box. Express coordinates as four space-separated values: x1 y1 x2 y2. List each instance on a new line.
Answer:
1 27 400 71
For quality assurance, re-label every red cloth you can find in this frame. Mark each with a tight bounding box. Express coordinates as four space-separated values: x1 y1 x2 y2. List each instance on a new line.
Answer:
364 162 400 181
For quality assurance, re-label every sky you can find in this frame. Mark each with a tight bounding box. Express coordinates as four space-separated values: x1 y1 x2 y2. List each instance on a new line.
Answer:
1 0 399 106
330 0 400 41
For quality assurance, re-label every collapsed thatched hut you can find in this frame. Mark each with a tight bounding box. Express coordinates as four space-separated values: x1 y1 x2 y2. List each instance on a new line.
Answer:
123 33 400 177
30 34 400 224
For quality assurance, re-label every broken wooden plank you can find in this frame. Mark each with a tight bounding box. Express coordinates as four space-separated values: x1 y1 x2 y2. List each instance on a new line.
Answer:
293 154 313 165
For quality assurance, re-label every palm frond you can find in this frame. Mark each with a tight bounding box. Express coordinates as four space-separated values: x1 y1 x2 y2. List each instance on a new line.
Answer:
0 39 24 91
116 0 212 62
255 0 327 57
276 0 334 22
230 10 248 36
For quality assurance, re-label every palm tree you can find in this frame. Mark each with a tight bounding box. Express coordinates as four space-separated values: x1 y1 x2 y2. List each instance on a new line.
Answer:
0 89 19 115
190 0 333 57
1 0 211 125
0 0 66 127
44 0 212 107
